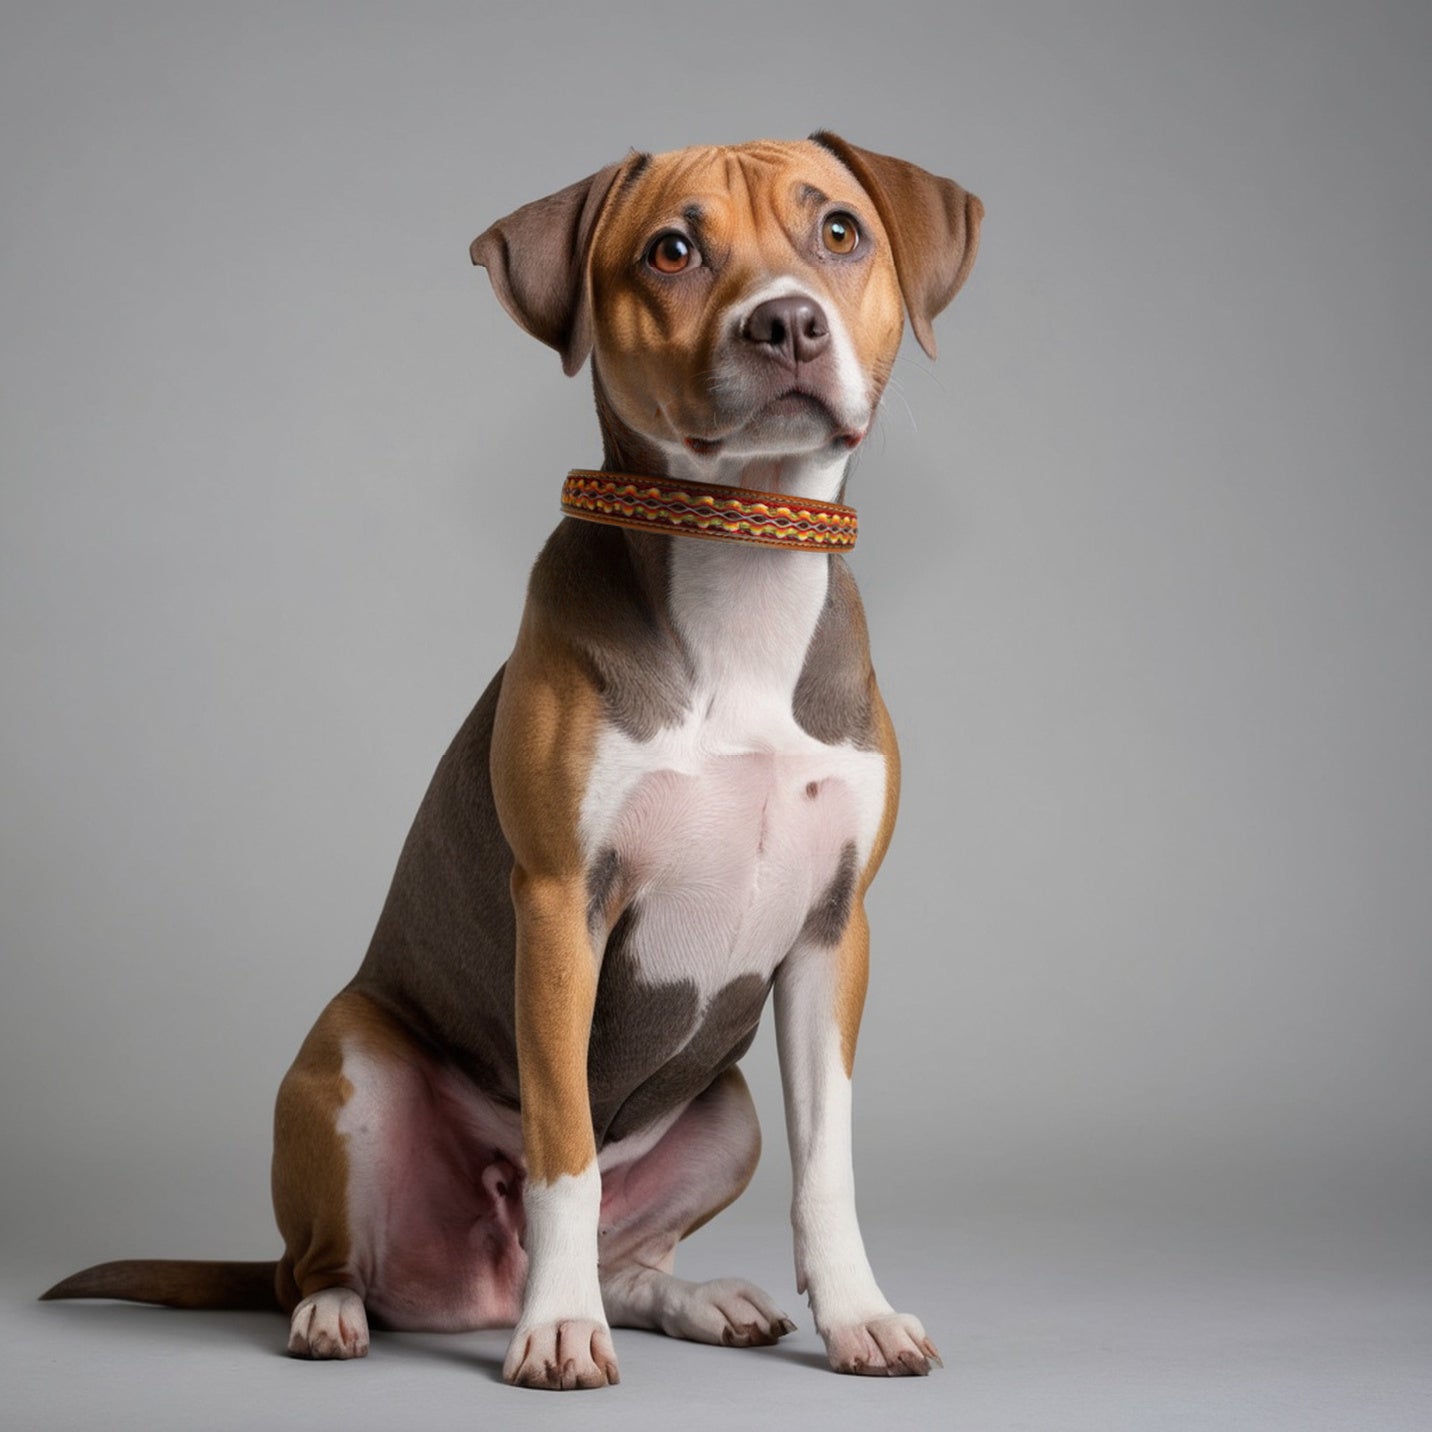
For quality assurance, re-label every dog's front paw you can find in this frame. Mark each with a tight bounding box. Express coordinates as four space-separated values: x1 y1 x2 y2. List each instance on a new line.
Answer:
822 1312 942 1377
503 1318 620 1390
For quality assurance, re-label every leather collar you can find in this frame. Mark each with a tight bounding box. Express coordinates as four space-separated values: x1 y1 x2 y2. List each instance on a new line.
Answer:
561 469 857 552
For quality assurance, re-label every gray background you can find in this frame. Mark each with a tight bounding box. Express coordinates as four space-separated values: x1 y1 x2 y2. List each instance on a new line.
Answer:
2 2 1429 1428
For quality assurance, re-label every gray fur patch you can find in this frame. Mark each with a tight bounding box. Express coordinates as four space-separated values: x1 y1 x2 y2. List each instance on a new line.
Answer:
799 840 859 947
350 666 521 1105
586 848 621 931
528 520 694 740
792 556 879 749
587 907 770 1146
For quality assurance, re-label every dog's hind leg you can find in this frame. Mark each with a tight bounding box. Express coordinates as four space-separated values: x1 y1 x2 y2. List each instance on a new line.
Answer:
273 990 527 1358
271 992 377 1359
597 1067 795 1347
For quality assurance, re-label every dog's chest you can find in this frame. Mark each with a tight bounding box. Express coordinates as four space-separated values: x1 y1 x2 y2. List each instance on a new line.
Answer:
582 726 882 1147
580 542 886 996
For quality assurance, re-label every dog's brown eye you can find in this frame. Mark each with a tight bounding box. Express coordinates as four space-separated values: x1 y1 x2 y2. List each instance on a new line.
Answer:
647 233 697 274
821 213 860 255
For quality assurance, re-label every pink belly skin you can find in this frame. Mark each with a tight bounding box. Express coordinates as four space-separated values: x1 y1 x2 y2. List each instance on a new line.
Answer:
604 752 863 988
338 1040 690 1332
338 1048 528 1331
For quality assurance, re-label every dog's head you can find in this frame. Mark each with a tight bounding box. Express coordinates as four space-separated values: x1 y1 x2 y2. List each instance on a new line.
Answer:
471 135 981 470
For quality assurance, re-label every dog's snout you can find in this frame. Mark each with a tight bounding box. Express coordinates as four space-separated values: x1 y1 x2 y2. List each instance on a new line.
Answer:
742 296 830 365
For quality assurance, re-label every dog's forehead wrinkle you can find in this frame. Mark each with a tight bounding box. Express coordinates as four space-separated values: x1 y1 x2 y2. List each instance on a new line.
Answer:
725 151 744 208
643 140 827 203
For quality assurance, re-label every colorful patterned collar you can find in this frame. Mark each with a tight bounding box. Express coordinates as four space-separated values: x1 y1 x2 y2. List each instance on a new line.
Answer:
561 470 857 552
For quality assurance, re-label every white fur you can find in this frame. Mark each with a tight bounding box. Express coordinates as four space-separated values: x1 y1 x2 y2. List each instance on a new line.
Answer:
773 945 893 1336
504 1163 618 1386
514 1163 606 1330
287 1287 369 1359
654 274 871 483
723 276 870 433
332 1046 386 1289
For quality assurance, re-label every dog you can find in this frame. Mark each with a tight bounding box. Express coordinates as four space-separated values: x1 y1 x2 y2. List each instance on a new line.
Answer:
43 133 982 1389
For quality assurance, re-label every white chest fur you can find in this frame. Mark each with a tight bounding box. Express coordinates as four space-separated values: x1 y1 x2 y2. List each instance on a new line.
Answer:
579 525 886 996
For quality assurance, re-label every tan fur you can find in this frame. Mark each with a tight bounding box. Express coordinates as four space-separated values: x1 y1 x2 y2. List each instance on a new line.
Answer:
271 989 414 1306
588 141 907 451
491 606 607 1182
835 682 901 1076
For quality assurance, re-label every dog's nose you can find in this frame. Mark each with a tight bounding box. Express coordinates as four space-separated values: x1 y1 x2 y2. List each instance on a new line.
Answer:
743 295 830 365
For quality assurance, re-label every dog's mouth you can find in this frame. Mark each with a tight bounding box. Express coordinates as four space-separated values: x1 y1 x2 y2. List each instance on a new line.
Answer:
683 388 866 457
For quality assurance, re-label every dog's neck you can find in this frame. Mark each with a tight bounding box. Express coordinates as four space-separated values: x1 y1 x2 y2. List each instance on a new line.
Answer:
593 379 852 505
593 380 849 704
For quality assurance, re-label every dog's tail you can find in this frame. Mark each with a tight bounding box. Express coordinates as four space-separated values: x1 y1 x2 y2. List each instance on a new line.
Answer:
40 1259 281 1311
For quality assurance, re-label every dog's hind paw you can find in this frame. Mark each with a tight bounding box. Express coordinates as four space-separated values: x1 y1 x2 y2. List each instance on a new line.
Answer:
287 1287 370 1360
661 1275 795 1347
602 1267 795 1347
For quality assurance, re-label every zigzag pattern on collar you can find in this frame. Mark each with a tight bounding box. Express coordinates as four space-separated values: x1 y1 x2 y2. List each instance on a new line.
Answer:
561 469 858 551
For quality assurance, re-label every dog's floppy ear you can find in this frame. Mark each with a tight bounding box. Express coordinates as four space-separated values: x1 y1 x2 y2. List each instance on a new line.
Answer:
470 160 625 377
811 132 983 360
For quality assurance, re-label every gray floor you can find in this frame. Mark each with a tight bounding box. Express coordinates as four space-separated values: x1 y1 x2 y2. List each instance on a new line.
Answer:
8 1205 1429 1432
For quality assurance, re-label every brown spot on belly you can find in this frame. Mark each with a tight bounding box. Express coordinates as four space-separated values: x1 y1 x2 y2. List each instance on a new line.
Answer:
603 971 769 1144
586 906 771 1146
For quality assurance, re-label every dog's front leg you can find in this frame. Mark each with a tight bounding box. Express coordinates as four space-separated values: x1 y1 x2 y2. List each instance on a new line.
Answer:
502 866 617 1389
774 903 942 1377
490 628 618 1391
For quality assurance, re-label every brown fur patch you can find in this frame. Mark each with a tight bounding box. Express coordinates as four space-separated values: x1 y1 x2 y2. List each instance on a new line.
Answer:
40 1259 279 1311
587 140 906 452
492 607 608 1182
271 989 417 1306
810 132 983 360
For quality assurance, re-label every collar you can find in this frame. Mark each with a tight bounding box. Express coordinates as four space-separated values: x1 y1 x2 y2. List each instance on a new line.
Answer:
561 469 857 552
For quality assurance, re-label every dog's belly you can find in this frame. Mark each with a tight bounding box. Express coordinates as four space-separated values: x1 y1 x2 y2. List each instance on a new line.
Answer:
612 749 863 984
584 738 884 1144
